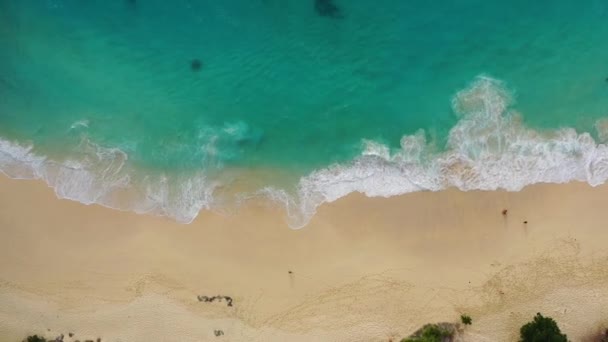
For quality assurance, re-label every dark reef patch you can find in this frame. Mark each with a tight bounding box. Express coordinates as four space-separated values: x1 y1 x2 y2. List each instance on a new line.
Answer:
124 0 137 9
190 59 203 72
314 0 343 19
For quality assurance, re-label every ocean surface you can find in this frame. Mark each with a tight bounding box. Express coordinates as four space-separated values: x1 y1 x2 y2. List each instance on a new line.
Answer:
1 0 608 227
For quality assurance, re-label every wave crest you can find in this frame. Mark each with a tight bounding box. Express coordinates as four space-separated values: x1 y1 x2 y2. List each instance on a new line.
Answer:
2 76 608 228
0 138 215 223
272 76 608 228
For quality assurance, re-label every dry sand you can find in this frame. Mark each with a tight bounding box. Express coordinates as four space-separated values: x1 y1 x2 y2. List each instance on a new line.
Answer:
1 176 608 341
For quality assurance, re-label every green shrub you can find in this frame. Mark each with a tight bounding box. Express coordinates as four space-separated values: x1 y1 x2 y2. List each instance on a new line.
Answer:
401 323 453 342
24 335 47 342
519 313 568 342
460 314 472 325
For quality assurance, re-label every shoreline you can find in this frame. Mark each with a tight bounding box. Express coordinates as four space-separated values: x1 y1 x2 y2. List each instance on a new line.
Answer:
1 176 608 341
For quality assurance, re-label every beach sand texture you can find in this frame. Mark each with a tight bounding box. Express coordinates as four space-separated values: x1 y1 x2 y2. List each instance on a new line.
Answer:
1 176 608 341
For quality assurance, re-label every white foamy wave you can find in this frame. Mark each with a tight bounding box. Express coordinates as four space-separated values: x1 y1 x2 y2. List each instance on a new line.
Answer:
0 137 215 223
69 119 89 130
0 139 47 179
3 76 608 229
269 76 608 228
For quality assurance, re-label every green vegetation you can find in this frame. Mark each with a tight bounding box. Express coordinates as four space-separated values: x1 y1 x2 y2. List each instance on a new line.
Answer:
460 314 472 325
400 323 454 342
519 313 568 342
24 335 47 342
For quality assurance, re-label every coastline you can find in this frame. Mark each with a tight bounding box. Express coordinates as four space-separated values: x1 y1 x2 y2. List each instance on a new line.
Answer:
1 176 608 341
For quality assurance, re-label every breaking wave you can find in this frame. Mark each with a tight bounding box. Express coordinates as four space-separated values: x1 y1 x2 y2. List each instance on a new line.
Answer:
0 137 215 223
2 76 608 228
265 76 608 227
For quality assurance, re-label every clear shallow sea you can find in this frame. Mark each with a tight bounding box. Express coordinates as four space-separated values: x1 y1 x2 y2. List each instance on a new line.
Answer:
1 0 608 227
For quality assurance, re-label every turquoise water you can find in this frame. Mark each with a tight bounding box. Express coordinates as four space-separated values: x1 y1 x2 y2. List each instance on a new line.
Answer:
2 0 608 227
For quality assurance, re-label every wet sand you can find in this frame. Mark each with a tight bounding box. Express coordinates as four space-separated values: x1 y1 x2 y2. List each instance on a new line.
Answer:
1 176 608 341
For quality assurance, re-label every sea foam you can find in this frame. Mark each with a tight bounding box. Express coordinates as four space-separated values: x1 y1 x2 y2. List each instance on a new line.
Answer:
0 137 215 223
2 76 608 228
267 76 608 228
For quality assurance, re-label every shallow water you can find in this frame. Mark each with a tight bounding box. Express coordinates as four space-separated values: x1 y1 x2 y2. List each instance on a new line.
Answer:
1 0 608 227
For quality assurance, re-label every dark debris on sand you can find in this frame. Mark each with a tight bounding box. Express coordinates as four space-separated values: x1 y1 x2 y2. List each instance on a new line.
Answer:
197 295 233 307
23 332 102 342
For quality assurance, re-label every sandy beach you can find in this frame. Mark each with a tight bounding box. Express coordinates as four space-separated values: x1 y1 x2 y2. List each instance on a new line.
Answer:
1 175 608 341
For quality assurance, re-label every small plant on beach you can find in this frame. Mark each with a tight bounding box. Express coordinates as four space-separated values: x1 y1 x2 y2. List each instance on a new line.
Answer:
24 335 47 342
460 314 472 325
401 323 454 342
519 313 568 342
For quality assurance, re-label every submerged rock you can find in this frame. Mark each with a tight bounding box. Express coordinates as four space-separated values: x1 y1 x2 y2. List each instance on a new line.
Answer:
190 59 203 72
314 0 342 19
